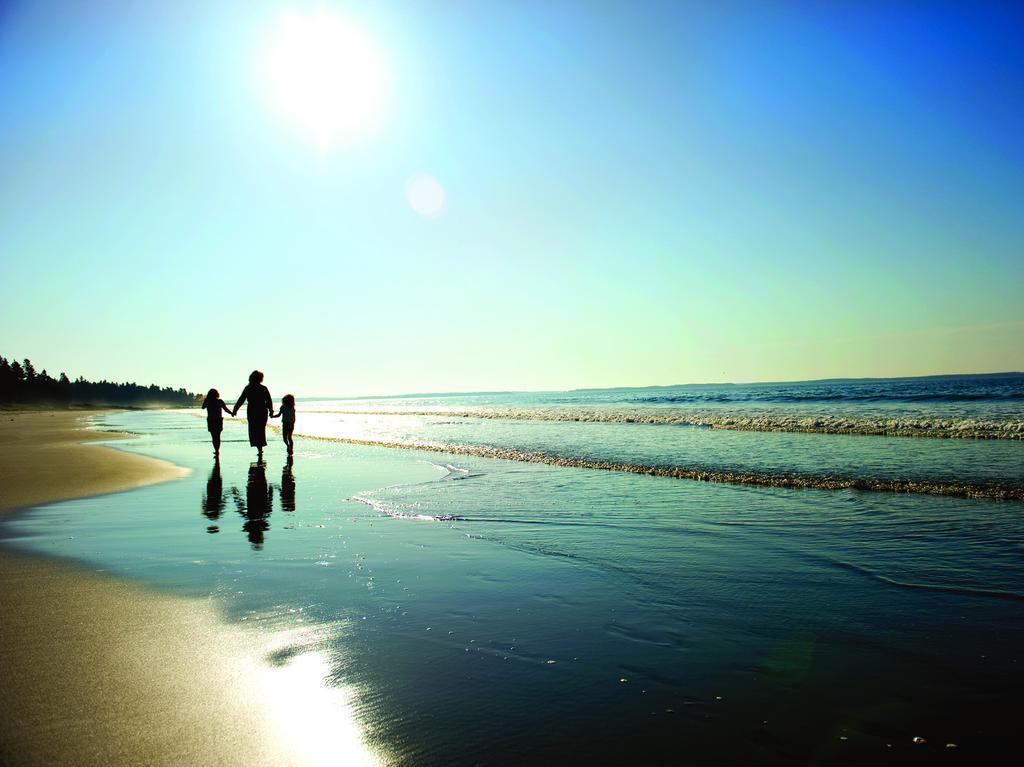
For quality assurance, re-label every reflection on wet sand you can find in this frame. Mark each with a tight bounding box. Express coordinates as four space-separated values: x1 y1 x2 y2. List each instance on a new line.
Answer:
201 460 225 533
206 459 298 547
281 455 296 513
240 462 273 549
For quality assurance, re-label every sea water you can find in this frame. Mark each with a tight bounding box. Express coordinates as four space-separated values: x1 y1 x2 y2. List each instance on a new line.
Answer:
2 374 1023 764
294 373 1024 498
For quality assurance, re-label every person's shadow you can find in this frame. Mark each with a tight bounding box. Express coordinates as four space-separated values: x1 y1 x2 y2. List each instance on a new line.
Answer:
201 460 226 533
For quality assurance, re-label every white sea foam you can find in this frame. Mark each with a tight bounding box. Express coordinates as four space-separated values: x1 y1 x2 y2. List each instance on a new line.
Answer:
352 494 462 522
319 433 1024 502
298 407 1024 440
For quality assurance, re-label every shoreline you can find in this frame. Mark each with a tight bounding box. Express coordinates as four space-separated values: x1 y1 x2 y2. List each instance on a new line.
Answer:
284 432 1024 502
197 407 1023 501
0 403 197 414
0 412 370 766
0 410 189 515
5 406 1022 762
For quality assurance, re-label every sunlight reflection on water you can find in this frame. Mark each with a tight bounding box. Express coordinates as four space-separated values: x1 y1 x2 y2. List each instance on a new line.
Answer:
255 648 379 767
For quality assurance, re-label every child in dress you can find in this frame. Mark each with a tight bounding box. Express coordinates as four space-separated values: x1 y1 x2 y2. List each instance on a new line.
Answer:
201 388 231 457
272 394 296 454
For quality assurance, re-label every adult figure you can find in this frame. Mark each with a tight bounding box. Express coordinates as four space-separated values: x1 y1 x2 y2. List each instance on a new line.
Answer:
232 370 273 461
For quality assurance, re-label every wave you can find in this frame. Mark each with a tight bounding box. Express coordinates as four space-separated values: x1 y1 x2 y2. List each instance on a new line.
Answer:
307 434 1024 502
826 559 1024 602
352 494 463 522
303 408 1024 440
351 461 470 521
633 391 1024 404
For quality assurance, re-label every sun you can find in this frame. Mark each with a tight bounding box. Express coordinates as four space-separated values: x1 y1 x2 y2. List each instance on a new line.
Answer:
264 7 391 151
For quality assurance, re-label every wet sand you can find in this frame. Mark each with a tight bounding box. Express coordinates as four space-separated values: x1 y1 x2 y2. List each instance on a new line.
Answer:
0 412 364 767
0 410 188 511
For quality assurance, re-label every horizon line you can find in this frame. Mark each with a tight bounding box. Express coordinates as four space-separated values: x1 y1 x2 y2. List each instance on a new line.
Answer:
308 370 1024 402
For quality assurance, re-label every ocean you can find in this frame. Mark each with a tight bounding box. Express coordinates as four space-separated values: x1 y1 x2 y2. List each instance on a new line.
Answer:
2 373 1023 764
296 373 1024 500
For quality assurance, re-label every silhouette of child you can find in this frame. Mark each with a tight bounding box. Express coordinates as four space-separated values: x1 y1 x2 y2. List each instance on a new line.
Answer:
201 388 232 456
272 394 296 454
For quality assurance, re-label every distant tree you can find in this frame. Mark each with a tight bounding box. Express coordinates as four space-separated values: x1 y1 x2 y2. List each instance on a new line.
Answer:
1 352 199 407
58 372 73 403
0 357 12 400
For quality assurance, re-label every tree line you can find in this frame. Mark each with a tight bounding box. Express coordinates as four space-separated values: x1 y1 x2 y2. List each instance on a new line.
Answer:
0 354 201 407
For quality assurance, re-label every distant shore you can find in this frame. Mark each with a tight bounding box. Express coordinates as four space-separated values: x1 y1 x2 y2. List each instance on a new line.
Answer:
0 403 197 413
0 412 336 767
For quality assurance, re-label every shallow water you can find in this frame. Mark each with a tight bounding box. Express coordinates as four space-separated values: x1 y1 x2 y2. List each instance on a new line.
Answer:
3 409 1024 764
290 377 1024 499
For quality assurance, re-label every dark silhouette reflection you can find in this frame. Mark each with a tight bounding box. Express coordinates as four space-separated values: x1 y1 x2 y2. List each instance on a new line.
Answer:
234 462 274 550
208 458 298 548
201 460 226 533
280 455 296 513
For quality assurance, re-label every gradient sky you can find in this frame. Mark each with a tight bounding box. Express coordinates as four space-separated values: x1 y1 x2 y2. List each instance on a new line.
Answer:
1 0 1022 396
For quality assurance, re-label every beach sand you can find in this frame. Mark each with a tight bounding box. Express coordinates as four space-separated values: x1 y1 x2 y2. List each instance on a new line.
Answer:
0 412 368 767
0 410 188 511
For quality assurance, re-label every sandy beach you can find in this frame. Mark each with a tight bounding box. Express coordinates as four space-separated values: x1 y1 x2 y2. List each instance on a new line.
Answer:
0 412 366 767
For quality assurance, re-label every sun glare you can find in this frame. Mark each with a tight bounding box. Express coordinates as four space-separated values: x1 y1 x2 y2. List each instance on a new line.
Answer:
264 7 390 150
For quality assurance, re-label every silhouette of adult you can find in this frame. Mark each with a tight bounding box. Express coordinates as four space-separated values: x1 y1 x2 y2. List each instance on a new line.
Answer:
232 370 273 461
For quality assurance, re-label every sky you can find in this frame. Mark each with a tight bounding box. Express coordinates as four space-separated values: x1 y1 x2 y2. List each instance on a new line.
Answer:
1 0 1022 396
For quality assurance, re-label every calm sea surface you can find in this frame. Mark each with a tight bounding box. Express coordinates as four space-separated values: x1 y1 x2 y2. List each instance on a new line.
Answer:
3 375 1023 764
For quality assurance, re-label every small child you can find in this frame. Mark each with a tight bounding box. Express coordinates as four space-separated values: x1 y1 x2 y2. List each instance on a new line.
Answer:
272 394 296 454
201 388 232 457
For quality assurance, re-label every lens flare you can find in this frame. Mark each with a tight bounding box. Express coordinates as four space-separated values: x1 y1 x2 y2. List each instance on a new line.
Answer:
405 174 447 218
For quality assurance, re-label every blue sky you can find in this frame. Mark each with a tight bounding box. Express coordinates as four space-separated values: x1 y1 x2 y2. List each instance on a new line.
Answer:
1 1 1021 395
